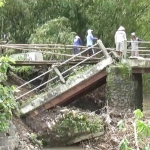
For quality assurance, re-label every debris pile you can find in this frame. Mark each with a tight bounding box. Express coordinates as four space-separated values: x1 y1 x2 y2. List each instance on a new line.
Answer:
81 108 150 150
32 106 104 147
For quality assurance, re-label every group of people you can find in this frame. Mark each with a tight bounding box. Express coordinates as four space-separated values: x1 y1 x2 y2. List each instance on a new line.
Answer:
73 29 98 57
73 26 141 58
115 26 141 57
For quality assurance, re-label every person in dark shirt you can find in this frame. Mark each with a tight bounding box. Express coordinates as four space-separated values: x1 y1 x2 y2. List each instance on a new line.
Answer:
73 35 82 55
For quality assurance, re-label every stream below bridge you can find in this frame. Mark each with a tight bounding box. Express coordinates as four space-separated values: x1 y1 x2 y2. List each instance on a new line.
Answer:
44 147 84 150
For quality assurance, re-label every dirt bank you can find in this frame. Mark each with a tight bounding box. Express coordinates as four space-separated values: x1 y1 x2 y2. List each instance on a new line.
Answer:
13 116 43 150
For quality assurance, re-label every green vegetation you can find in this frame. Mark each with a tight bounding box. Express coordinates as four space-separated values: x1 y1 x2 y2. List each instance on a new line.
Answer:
119 109 150 150
56 111 103 137
29 133 43 147
46 108 105 145
12 66 33 80
29 17 75 45
106 61 132 78
0 0 149 46
0 0 4 7
116 62 132 78
0 56 17 132
0 1 150 148
28 17 76 60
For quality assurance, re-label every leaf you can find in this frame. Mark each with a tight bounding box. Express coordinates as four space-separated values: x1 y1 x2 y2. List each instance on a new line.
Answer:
144 146 150 150
133 109 143 119
119 138 129 150
117 119 124 130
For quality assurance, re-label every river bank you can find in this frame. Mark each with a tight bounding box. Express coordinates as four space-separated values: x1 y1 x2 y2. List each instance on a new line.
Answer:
8 97 150 150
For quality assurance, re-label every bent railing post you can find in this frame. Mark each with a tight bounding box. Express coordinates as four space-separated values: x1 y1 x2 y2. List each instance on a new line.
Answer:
122 40 127 59
97 40 110 58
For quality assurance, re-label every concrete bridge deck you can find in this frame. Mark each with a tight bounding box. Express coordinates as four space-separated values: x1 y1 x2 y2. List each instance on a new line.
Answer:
20 57 112 118
9 40 150 121
19 58 150 119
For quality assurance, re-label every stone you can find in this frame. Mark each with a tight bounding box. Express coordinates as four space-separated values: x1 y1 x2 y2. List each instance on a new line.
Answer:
0 146 7 150
0 133 6 137
106 66 142 110
29 144 34 149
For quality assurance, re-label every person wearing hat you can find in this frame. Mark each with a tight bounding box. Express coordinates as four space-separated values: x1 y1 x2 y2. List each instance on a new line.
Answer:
73 35 82 55
127 32 141 57
86 29 98 57
114 26 127 56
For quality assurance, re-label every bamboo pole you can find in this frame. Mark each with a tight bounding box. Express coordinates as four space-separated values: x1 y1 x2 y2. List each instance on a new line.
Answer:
5 46 101 60
0 44 101 50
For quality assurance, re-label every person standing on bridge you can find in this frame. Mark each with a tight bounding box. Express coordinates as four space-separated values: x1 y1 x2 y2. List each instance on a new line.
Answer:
127 32 142 57
86 29 98 57
114 26 127 56
73 35 82 55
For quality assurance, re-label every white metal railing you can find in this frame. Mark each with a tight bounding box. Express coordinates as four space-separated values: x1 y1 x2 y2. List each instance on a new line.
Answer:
15 43 98 90
15 40 111 101
15 49 103 100
126 40 150 58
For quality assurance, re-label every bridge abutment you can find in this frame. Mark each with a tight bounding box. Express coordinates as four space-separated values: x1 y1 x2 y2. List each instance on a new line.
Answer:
106 66 143 110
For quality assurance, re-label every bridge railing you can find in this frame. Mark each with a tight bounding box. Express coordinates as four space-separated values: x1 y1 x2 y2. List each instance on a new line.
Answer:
126 40 150 59
14 40 111 101
0 43 104 61
104 40 150 59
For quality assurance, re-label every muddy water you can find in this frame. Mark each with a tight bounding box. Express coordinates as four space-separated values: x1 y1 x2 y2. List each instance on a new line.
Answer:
44 147 84 150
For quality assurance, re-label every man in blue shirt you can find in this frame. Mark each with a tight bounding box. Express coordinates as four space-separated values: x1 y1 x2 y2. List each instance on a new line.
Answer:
86 29 98 57
73 35 82 55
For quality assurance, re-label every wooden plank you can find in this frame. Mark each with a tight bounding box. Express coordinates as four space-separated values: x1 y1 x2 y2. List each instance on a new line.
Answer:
9 60 99 66
10 61 54 66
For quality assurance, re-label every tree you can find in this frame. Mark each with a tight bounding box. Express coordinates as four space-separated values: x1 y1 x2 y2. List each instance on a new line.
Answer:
29 17 75 44
0 0 150 45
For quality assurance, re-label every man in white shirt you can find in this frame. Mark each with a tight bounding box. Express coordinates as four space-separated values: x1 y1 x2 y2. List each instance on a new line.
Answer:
114 26 127 56
127 32 141 57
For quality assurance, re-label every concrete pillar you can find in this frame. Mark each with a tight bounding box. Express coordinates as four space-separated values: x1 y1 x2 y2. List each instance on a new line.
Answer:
133 73 143 110
106 66 143 110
